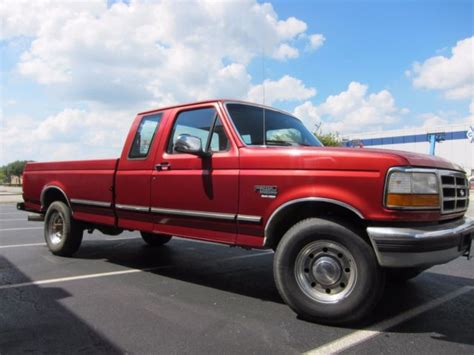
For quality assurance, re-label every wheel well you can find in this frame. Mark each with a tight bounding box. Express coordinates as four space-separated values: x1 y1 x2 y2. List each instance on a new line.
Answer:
264 201 367 249
41 187 70 211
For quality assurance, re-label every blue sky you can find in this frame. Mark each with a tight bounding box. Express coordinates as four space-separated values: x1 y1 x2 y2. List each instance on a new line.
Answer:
1 0 472 164
266 0 473 114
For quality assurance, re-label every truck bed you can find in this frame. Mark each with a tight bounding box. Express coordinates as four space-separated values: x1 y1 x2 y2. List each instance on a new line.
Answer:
23 159 119 226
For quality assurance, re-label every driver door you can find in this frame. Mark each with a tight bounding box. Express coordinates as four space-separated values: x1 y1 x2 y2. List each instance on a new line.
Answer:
150 104 239 244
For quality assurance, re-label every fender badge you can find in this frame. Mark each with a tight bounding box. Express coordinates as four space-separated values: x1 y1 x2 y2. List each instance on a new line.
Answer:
255 185 278 199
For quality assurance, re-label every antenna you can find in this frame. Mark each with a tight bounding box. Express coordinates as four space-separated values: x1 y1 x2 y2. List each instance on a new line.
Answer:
262 43 266 145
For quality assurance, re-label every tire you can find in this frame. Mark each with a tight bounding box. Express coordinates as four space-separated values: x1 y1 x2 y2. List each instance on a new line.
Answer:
386 268 424 283
273 218 385 325
140 232 172 246
44 201 83 256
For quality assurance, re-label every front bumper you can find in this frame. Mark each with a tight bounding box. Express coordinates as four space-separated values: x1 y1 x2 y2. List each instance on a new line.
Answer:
367 217 473 268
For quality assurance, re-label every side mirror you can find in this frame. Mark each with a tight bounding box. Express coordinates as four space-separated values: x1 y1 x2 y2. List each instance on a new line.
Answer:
174 134 210 157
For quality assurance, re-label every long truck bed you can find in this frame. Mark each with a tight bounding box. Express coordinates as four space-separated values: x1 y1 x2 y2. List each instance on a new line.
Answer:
23 159 119 226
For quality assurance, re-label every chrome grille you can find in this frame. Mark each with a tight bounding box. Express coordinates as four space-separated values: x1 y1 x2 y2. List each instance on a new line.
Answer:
440 171 469 214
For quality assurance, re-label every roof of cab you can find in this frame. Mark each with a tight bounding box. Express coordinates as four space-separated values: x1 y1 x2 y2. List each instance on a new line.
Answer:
138 99 226 115
137 99 279 116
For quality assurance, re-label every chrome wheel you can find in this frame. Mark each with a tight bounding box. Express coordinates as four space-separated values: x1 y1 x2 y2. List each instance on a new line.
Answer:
294 240 357 304
47 211 65 246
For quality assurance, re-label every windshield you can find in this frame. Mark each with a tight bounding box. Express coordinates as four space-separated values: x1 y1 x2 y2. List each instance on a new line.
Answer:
226 103 323 147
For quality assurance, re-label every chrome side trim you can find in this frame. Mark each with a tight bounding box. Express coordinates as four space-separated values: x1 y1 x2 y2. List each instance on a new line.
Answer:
70 199 111 208
151 207 235 221
236 214 262 223
40 185 71 210
116 204 150 212
264 197 365 243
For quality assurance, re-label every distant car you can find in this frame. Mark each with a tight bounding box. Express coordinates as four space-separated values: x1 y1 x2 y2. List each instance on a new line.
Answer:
470 176 474 189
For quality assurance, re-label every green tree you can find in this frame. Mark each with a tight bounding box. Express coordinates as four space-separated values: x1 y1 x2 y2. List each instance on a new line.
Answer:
315 132 342 147
0 169 6 184
1 160 30 182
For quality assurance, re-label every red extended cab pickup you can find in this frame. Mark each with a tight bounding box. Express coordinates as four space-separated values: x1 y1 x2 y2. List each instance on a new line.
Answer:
19 99 473 324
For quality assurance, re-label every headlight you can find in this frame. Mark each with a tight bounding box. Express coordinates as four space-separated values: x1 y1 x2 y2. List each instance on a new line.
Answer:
385 170 440 209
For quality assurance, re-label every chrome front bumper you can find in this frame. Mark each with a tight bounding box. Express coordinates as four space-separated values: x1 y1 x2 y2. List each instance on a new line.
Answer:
367 217 474 268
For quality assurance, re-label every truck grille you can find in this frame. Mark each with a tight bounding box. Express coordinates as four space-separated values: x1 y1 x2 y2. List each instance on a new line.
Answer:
440 171 469 214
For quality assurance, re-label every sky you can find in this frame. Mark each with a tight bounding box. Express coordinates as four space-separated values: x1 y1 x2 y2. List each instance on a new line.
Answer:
0 0 473 164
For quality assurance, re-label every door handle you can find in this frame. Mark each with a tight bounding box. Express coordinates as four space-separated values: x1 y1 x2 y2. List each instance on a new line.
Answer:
155 162 171 171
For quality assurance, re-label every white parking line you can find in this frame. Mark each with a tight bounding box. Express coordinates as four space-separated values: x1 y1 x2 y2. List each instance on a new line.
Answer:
0 212 24 215
0 237 138 249
0 267 164 290
0 252 270 290
0 242 45 249
0 227 43 232
224 251 273 260
305 285 474 355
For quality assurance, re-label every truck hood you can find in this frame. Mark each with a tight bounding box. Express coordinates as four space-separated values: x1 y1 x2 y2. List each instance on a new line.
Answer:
352 147 464 171
239 146 464 172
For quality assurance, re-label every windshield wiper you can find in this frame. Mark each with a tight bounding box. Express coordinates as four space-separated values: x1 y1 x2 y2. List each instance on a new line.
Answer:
266 140 315 147
265 140 295 146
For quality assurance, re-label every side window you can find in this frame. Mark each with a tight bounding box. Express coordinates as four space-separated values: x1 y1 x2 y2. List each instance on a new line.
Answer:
168 108 229 154
129 113 162 159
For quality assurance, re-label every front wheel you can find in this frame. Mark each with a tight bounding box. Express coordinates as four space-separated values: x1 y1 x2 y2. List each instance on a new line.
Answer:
44 201 83 256
273 218 385 325
140 232 172 246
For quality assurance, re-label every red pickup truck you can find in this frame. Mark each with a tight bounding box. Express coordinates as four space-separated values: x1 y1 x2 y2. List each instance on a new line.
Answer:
19 99 473 324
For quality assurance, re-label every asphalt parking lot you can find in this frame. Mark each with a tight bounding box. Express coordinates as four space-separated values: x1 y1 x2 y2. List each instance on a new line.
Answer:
0 202 473 354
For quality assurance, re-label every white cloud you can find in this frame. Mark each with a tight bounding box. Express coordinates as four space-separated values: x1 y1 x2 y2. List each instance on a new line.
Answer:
307 34 326 51
417 113 450 128
293 82 407 133
274 44 299 60
1 0 324 163
0 108 132 164
408 37 474 100
1 0 315 107
0 0 106 39
247 75 316 105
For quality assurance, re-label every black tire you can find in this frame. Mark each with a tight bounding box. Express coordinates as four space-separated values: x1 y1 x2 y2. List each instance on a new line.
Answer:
273 218 385 325
44 201 83 256
386 268 425 283
140 232 172 246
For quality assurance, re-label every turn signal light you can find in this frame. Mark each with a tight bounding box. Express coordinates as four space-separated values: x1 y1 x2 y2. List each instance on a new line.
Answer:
386 194 440 208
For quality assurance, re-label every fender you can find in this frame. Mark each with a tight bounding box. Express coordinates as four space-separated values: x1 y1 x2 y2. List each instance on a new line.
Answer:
40 185 71 211
263 197 365 246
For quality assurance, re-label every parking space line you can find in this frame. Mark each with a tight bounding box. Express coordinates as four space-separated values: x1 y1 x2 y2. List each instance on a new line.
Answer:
0 237 138 249
305 286 474 355
0 227 43 231
0 242 45 249
0 252 270 290
224 251 273 260
0 267 165 290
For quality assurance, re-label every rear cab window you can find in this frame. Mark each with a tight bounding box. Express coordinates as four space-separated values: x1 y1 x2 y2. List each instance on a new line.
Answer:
129 113 163 159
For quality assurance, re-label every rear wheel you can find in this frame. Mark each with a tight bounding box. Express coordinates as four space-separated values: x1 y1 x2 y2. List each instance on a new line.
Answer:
44 201 83 256
273 218 385 325
140 232 172 246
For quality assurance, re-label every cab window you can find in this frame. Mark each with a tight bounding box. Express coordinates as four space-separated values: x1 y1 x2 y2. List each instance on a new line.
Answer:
167 108 229 154
129 113 162 159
